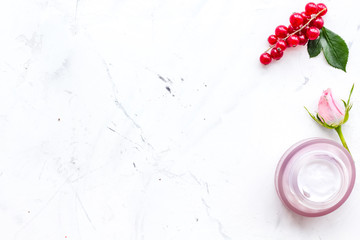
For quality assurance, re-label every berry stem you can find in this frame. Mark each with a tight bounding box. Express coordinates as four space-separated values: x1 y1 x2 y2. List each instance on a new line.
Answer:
264 7 327 53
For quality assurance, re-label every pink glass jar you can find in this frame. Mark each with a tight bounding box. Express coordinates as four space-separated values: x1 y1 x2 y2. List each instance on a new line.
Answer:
275 138 355 217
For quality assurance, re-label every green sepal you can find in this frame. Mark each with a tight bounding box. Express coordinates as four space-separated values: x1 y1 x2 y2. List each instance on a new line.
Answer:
342 84 355 124
305 107 329 128
347 84 354 106
317 114 337 129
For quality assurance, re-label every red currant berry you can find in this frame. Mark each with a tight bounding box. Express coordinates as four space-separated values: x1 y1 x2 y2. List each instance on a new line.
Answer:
294 24 303 31
306 27 320 40
275 25 288 38
305 2 318 16
311 16 324 29
276 40 287 52
288 24 302 36
287 25 295 34
317 3 327 16
268 35 278 45
287 35 300 47
290 13 304 28
260 53 272 65
301 26 309 35
298 34 308 45
300 12 311 24
270 48 283 60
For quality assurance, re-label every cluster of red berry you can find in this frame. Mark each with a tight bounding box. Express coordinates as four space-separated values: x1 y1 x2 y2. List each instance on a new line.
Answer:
260 2 327 65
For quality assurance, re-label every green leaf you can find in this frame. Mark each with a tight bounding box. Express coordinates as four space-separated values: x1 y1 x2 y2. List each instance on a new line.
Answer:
319 27 349 72
307 33 322 58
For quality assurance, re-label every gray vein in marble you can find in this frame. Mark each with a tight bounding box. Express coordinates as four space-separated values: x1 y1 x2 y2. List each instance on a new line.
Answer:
17 33 42 51
158 74 173 83
296 76 310 92
304 76 309 85
69 156 135 183
165 86 171 93
53 58 69 79
134 211 145 240
189 172 210 194
205 182 210 194
201 198 231 240
107 127 116 132
76 193 96 230
275 211 281 229
101 60 153 149
114 100 141 130
38 158 48 180
159 170 186 179
14 178 72 238
107 124 143 150
158 74 168 83
110 67 154 149
189 172 202 185
75 0 80 22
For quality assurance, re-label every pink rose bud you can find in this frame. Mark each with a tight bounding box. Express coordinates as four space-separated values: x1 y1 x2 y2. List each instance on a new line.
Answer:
318 88 345 126
305 84 354 153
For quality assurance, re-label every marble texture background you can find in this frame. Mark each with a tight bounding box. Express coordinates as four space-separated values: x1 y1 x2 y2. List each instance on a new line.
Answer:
1 0 360 239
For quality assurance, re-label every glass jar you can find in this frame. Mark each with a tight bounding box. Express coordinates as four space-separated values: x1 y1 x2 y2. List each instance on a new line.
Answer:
275 138 355 217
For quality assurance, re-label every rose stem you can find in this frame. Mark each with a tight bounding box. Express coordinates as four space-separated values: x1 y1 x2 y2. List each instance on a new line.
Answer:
335 125 350 154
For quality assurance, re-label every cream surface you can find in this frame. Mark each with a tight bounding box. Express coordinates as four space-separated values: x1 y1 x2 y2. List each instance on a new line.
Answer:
297 158 342 202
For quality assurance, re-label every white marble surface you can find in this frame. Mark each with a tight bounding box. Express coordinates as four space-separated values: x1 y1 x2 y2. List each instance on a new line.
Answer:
1 0 360 239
